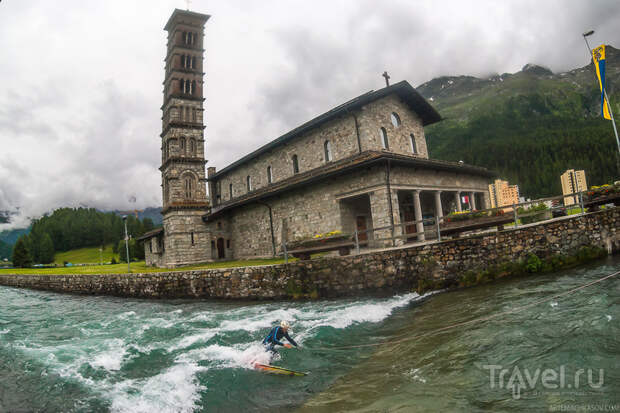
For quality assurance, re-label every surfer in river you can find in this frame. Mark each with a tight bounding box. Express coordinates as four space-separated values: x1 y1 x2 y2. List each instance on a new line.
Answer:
262 320 299 356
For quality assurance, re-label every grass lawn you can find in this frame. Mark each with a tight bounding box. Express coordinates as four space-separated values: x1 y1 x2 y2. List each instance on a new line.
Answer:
0 257 295 275
54 245 118 265
566 207 585 215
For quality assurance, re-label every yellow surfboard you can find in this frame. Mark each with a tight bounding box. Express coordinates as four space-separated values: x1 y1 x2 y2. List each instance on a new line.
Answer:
253 363 307 376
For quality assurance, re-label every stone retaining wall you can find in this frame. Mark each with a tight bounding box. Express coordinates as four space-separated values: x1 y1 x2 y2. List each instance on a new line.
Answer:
1 209 619 299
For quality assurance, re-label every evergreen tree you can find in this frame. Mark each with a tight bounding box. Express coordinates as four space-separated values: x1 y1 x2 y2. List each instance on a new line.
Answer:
39 233 55 264
118 239 128 263
12 236 32 268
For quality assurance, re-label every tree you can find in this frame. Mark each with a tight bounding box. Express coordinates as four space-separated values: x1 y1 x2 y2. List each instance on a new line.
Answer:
12 236 32 268
118 238 138 263
39 233 55 264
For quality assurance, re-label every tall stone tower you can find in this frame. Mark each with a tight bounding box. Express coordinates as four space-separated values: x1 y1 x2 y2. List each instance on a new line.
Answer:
160 9 211 266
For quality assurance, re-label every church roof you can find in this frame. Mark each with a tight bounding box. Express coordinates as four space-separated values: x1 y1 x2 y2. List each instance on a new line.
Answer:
203 150 494 222
210 80 441 179
136 227 164 241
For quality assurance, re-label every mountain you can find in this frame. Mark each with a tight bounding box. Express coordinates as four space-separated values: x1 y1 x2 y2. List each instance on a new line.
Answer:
0 228 30 245
112 207 163 226
417 45 620 198
0 240 12 260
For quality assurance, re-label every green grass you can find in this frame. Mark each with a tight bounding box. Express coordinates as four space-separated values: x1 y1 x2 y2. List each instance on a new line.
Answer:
567 207 584 215
54 245 118 265
0 257 295 275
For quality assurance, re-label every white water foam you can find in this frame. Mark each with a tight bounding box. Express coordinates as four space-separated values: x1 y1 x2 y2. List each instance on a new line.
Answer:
169 330 217 352
0 328 9 334
178 342 272 370
296 292 421 330
110 363 206 413
218 307 303 332
89 339 129 371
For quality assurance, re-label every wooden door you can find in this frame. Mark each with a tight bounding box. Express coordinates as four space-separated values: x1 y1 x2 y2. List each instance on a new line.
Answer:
356 216 368 241
403 207 416 234
217 237 225 259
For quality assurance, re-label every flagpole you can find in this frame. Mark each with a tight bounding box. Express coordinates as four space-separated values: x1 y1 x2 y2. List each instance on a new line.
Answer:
603 88 620 155
582 31 620 176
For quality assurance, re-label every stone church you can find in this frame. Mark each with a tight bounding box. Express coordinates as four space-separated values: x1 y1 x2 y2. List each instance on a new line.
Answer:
140 8 493 267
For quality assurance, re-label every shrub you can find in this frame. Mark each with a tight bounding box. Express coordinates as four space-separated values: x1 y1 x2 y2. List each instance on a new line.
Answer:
525 253 543 273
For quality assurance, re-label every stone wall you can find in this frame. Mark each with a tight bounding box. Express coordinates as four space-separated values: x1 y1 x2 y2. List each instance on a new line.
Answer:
3 209 619 299
357 95 428 157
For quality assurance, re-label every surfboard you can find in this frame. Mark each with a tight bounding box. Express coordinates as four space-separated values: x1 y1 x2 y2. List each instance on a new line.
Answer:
253 363 307 376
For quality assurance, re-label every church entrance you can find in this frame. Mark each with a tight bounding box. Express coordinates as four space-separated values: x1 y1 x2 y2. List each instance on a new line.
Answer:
339 194 374 244
216 237 225 259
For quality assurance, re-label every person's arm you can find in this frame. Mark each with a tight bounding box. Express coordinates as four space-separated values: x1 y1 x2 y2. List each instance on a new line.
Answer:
283 331 298 347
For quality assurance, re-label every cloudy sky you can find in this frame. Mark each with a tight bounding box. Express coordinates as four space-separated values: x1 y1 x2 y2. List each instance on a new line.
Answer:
1 0 619 229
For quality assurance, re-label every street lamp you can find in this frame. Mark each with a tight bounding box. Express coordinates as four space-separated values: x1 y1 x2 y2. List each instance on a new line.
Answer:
122 215 131 273
582 30 620 172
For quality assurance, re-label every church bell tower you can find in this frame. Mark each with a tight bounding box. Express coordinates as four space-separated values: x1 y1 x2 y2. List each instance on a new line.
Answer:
160 8 211 266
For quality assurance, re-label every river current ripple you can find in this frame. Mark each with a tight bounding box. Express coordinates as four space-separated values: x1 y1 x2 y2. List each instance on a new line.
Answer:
1 257 619 412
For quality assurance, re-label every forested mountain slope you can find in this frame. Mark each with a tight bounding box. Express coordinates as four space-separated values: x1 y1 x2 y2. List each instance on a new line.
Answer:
418 45 620 198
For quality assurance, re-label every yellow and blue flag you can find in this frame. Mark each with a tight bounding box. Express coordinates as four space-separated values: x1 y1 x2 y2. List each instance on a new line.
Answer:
592 44 612 120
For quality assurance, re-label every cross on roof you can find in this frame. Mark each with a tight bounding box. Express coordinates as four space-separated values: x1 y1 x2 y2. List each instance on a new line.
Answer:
382 71 390 87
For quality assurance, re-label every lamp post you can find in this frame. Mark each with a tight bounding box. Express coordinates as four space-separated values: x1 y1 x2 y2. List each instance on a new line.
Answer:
582 30 620 175
122 215 131 273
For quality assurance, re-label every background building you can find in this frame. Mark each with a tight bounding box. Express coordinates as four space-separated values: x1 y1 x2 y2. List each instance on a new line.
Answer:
488 179 520 208
561 169 587 206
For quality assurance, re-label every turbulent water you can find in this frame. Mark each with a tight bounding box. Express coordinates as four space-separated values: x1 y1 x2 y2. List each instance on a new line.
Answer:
1 258 619 412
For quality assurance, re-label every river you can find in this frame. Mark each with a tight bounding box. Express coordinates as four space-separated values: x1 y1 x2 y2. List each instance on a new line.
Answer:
1 257 619 412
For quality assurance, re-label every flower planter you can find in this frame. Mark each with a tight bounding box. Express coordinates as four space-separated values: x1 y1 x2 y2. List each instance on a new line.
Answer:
440 214 513 236
285 234 354 260
520 210 552 225
584 192 620 209
286 234 351 251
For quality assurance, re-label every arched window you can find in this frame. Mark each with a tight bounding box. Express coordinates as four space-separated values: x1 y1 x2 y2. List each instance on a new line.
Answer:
183 32 195 45
184 175 195 199
179 79 184 93
292 154 299 174
180 137 186 154
324 140 332 162
391 112 401 128
229 183 233 199
410 133 417 154
380 127 389 149
267 166 272 184
191 80 196 95
191 56 196 69
246 176 252 192
189 138 196 155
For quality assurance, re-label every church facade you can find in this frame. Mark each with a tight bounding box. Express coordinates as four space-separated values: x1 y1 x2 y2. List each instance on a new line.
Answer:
140 9 494 267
